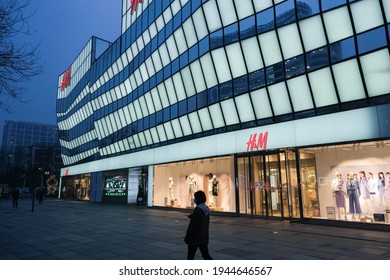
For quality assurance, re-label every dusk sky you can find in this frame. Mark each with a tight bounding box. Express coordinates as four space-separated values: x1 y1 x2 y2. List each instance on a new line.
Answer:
0 0 122 140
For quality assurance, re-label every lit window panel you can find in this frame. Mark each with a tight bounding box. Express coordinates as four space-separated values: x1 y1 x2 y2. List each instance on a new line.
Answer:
174 28 187 55
181 66 196 97
142 29 151 46
183 19 198 47
140 63 149 82
287 76 314 112
171 0 181 15
157 83 170 108
192 9 208 40
221 99 239 125
226 43 247 78
157 125 167 142
124 78 132 95
144 91 155 114
136 36 144 52
361 49 390 97
172 72 187 101
258 31 283 66
198 108 214 131
113 111 124 130
171 119 183 138
241 37 263 72
203 0 222 33
351 0 383 34
323 7 353 44
156 15 165 31
200 53 218 89
212 48 232 83
130 74 138 90
190 60 207 93
144 130 154 145
133 99 144 119
278 23 303 60
149 22 158 38
159 43 171 67
125 47 133 62
139 132 147 147
145 57 156 77
188 112 203 133
152 50 163 72
150 127 160 143
128 136 136 150
234 0 254 20
333 59 366 102
217 0 237 27
308 67 339 107
138 96 149 116
164 78 178 104
123 137 130 150
131 42 139 59
163 122 175 140
235 94 255 122
179 116 192 136
128 103 138 121
151 87 163 111
268 82 292 116
250 88 273 119
253 0 273 13
133 134 141 148
163 6 173 24
209 103 225 128
123 105 132 125
166 36 179 61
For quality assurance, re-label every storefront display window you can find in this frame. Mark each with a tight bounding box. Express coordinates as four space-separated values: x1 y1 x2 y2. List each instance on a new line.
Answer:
61 174 91 201
153 156 235 212
301 141 390 224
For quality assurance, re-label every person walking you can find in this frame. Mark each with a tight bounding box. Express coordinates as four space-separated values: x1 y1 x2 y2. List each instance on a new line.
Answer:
11 188 20 208
184 190 213 260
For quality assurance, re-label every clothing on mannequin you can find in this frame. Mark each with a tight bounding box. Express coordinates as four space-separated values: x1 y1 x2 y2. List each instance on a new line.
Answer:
168 177 174 205
347 172 361 220
331 172 347 220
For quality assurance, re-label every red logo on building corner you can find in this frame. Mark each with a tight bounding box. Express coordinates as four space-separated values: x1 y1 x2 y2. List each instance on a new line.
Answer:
61 67 71 91
246 132 268 151
130 0 142 14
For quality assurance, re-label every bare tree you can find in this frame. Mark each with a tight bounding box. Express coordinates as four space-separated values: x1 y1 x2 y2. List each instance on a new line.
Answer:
0 0 43 112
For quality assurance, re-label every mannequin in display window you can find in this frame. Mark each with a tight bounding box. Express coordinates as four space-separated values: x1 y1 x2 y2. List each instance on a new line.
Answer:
367 172 377 204
331 172 347 220
359 171 371 213
207 173 214 206
212 175 219 197
168 177 174 206
377 172 386 207
188 176 197 206
385 172 390 208
347 172 362 220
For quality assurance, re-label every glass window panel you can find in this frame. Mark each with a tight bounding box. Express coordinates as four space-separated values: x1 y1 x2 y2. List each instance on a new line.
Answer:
297 0 319 20
285 55 305 78
133 99 144 119
150 127 160 143
240 15 256 39
174 28 187 55
152 50 163 72
149 22 158 38
360 49 390 97
299 15 327 52
351 0 383 34
144 91 155 114
123 105 132 124
224 23 239 44
166 36 179 61
143 30 151 46
235 94 255 122
226 43 247 78
357 27 387 55
258 31 283 66
256 7 274 34
188 112 203 133
268 82 292 115
221 99 239 125
250 88 273 119
306 47 329 71
163 5 173 23
138 133 147 147
321 0 345 11
234 75 248 96
179 116 192 136
330 37 356 63
275 0 295 27
163 122 175 140
241 37 263 72
134 69 143 85
209 103 225 128
159 43 171 67
145 57 155 77
190 60 207 93
157 125 167 142
200 53 218 88
308 68 339 107
144 130 154 145
217 0 237 27
138 96 149 116
266 62 284 85
181 66 196 97
253 0 273 13
171 119 183 138
198 108 214 131
278 23 303 59
203 0 222 32
140 63 149 82
220 80 233 100
323 7 354 44
235 0 254 20
384 0 390 22
192 8 209 40
172 72 187 101
183 19 198 47
287 76 314 112
157 83 170 108
332 59 366 102
151 88 163 111
164 78 178 104
210 29 224 50
156 15 165 31
211 48 232 83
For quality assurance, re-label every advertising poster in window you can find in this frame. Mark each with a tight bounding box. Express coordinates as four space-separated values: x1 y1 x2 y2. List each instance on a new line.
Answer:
103 175 127 204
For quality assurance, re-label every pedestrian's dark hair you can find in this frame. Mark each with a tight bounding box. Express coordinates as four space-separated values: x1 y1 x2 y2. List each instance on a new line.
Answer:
194 190 206 204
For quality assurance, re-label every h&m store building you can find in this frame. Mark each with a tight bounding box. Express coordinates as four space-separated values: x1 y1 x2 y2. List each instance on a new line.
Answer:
57 0 390 228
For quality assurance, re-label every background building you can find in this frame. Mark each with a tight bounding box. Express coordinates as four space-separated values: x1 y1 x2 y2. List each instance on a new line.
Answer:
56 0 390 227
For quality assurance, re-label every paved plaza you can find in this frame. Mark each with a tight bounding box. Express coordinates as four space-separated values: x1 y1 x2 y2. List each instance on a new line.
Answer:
0 198 389 260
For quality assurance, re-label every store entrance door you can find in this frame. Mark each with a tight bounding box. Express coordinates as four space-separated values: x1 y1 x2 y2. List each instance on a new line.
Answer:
238 151 298 219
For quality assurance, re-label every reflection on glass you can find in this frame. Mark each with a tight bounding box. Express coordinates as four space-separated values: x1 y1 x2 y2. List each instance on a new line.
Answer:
357 27 387 55
256 7 274 34
224 23 239 44
306 47 329 72
240 15 256 39
330 37 355 63
275 0 296 27
321 0 346 12
300 152 320 218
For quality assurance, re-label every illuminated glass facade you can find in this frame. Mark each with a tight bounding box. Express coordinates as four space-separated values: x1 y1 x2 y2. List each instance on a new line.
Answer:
57 0 390 227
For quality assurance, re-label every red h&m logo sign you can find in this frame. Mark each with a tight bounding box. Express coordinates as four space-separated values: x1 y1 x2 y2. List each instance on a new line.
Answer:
246 132 268 151
61 67 71 91
130 0 142 14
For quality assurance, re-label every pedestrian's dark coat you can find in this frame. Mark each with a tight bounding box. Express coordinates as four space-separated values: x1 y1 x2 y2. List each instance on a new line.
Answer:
185 203 210 245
